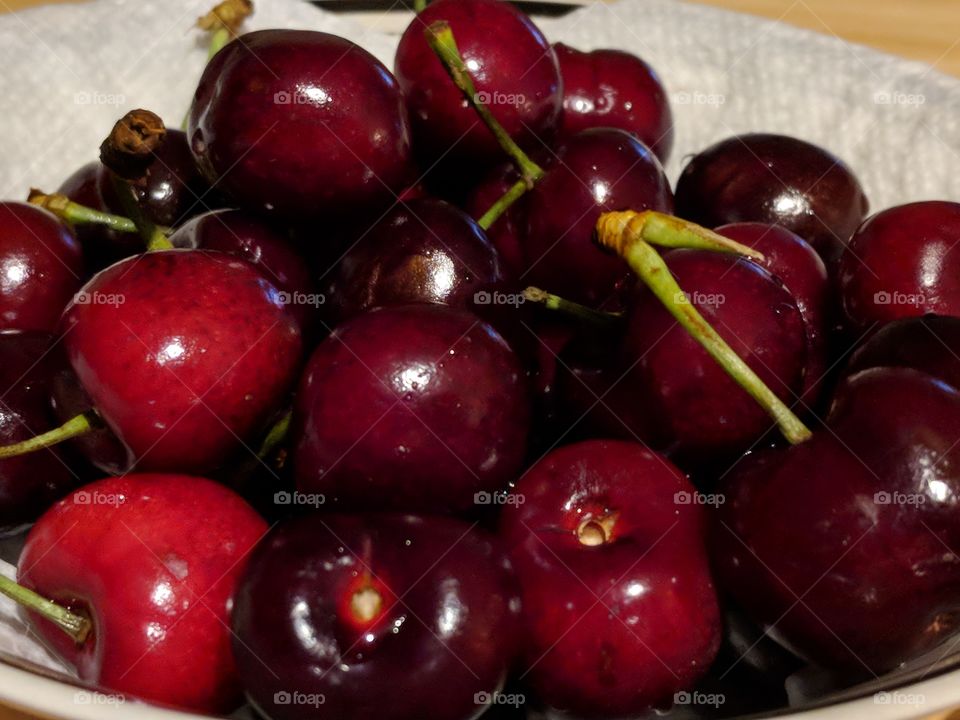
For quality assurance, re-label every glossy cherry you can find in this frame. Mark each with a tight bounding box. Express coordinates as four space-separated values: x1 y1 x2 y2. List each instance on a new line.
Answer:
395 0 562 172
675 133 869 265
838 201 960 332
554 42 673 162
525 128 673 308
292 304 529 513
501 440 721 716
327 198 502 322
0 202 84 332
62 250 302 473
0 332 85 533
18 473 267 713
232 513 520 720
189 30 414 222
714 367 960 675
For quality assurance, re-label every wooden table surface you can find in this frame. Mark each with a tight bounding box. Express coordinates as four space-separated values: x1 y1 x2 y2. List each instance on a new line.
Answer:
0 0 958 719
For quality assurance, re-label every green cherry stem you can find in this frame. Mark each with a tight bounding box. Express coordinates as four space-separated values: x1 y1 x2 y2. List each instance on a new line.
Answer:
600 210 765 260
595 211 811 445
108 175 174 252
522 287 623 329
0 411 100 460
477 178 527 231
28 190 138 233
257 410 292 461
0 575 91 644
413 0 428 12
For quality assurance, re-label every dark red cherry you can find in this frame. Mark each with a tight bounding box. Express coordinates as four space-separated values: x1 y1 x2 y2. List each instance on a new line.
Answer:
716 222 829 407
327 198 502 322
19 473 267 713
0 202 84 332
844 315 960 391
394 0 562 171
292 304 529 513
838 201 960 332
232 513 520 720
675 133 869 266
463 161 528 279
619 249 807 458
169 209 317 332
0 332 86 533
62 250 302 473
189 30 414 222
714 367 960 676
553 42 673 162
525 127 673 308
501 440 721 716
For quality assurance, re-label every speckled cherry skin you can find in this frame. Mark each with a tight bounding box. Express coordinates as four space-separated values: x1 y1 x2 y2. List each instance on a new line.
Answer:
620 249 807 458
838 201 960 332
714 367 960 675
554 43 674 162
501 440 721 716
844 315 960 391
61 250 302 474
0 202 84 332
169 209 316 332
18 474 267 713
675 133 869 266
327 198 502 322
189 30 413 222
525 128 673 308
233 513 520 720
0 332 86 534
293 304 529 513
394 0 562 170
716 222 829 407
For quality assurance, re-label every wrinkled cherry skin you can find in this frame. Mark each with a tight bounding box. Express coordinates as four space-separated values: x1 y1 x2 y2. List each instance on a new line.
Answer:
18 474 267 713
0 332 86 534
62 250 303 474
716 222 829 407
501 440 721 716
620 250 807 459
169 209 316 333
554 43 673 162
327 198 502 322
715 367 960 675
232 513 520 720
395 0 561 172
675 133 869 266
844 315 960 391
838 201 960 332
525 128 673 308
293 304 530 513
0 202 84 332
189 30 414 222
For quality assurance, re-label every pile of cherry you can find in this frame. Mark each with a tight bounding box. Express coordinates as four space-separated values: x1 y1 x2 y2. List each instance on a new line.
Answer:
2 0 960 717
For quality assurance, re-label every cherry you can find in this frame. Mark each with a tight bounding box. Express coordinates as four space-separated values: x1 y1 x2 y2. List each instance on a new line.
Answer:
675 133 869 265
838 201 960 332
326 198 502 322
188 30 414 222
57 250 302 473
525 128 673 308
500 440 721 716
553 42 673 162
0 202 84 332
232 513 520 720
844 315 960 391
0 332 86 533
394 0 562 172
16 473 267 713
292 304 529 513
463 160 528 279
713 367 960 676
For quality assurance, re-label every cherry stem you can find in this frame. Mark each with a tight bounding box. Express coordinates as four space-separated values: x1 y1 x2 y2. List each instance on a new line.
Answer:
108 175 174 252
257 410 291 460
28 190 138 234
477 178 527 231
424 22 545 190
0 411 99 460
523 286 623 329
600 210 765 260
596 211 812 445
576 512 618 547
0 576 91 644
350 587 383 624
413 0 427 12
